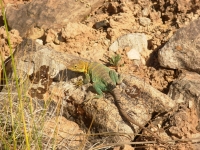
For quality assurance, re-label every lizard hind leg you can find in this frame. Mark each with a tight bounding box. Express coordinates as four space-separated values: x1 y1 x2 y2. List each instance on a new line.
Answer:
84 81 105 104
109 70 121 85
84 82 107 104
92 81 107 99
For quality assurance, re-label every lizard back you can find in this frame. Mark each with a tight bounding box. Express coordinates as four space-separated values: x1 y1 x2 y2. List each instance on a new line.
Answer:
88 62 116 87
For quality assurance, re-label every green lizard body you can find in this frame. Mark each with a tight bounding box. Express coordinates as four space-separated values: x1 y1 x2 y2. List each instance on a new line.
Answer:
67 59 121 97
67 59 165 144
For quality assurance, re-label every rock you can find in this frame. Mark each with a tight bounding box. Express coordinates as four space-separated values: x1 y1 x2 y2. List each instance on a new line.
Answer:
35 39 43 45
158 18 200 73
109 40 119 52
43 116 84 149
61 22 93 40
168 107 198 139
139 17 151 26
109 33 151 64
177 0 192 13
123 75 176 112
168 71 200 131
104 39 110 46
45 29 58 43
149 10 163 25
126 48 141 60
191 133 200 143
6 0 104 37
107 2 119 15
83 94 134 141
109 33 147 52
93 20 109 29
142 7 150 17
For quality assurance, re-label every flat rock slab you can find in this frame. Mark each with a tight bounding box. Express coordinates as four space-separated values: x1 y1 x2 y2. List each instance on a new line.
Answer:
6 0 104 37
158 18 200 73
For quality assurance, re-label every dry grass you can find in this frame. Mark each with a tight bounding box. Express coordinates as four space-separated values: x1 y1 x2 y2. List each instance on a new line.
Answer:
0 1 67 149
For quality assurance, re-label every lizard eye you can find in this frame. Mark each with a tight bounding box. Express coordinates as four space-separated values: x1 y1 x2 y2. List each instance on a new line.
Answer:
74 65 77 68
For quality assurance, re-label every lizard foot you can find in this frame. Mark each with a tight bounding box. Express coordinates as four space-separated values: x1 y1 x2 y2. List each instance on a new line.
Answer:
74 78 84 87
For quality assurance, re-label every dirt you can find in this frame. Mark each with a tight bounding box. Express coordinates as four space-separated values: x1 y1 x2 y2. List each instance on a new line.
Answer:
1 0 200 149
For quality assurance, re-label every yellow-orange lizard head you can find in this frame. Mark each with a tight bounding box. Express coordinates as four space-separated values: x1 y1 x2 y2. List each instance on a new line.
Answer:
67 59 88 73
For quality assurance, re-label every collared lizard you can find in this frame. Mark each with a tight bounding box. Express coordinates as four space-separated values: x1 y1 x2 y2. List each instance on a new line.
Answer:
67 59 165 144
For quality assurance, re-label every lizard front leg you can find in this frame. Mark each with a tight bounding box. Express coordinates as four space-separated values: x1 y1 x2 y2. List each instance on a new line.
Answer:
83 73 91 84
74 73 91 87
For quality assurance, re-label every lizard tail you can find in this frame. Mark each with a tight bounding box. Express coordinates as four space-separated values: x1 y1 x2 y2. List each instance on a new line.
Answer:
111 88 166 144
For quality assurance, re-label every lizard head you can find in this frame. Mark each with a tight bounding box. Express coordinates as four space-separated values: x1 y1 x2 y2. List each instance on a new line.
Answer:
67 59 88 73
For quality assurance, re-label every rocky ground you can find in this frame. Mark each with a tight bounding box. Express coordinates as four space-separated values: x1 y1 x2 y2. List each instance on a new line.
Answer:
1 0 200 149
